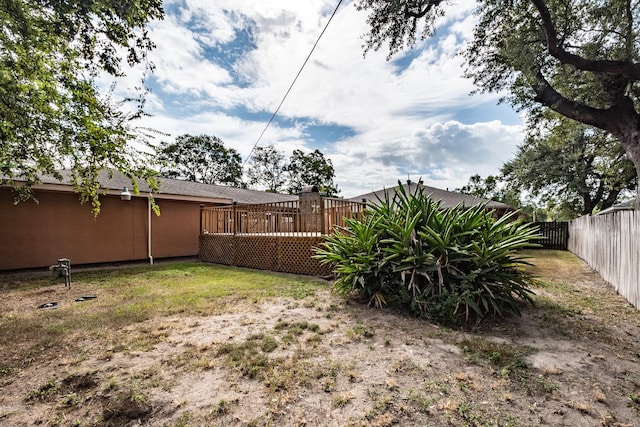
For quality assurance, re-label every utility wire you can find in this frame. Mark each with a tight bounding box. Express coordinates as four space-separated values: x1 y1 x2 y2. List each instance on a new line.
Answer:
241 0 344 170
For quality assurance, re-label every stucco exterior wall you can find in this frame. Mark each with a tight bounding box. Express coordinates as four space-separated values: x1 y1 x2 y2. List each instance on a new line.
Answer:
151 198 200 259
0 189 201 270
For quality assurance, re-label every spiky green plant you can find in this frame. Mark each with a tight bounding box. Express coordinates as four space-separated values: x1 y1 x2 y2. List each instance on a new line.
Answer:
315 183 540 323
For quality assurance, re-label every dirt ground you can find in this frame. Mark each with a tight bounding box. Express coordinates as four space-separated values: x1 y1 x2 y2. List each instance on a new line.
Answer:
1 251 640 426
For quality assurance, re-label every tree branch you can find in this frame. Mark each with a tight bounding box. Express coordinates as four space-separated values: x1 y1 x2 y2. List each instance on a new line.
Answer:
532 72 619 132
404 0 444 18
529 0 640 79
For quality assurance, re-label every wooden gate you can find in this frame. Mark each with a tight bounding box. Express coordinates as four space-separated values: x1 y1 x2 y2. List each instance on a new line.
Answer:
532 221 569 250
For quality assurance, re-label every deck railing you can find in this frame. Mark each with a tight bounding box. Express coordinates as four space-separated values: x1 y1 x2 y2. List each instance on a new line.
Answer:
199 197 366 275
200 198 366 237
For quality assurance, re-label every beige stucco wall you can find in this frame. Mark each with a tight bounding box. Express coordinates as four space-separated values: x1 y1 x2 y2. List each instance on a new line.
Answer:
0 188 201 270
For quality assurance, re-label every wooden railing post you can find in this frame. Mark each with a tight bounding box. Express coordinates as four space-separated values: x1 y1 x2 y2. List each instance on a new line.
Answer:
232 202 237 235
320 197 326 235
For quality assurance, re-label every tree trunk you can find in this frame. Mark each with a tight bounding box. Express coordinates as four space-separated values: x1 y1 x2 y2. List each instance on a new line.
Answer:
623 140 640 210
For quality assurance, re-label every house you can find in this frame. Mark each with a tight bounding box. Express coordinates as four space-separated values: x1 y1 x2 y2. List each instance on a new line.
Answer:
1 175 512 273
348 180 512 216
0 170 297 271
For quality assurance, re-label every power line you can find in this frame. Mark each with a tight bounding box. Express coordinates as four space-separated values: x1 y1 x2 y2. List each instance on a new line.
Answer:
241 0 344 170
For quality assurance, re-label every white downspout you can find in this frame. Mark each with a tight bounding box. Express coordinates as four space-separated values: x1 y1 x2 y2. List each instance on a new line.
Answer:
148 196 154 265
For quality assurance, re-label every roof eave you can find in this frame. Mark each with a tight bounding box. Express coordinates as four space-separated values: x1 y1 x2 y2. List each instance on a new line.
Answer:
4 181 233 205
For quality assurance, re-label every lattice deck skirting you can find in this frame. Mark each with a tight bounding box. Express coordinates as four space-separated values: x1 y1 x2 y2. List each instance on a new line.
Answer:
199 234 332 276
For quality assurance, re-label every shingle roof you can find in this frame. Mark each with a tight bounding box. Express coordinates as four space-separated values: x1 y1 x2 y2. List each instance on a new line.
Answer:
8 170 299 205
594 199 635 215
347 182 511 210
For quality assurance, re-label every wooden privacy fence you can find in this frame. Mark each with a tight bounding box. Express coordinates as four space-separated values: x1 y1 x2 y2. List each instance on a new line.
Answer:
199 197 365 275
569 211 640 310
531 221 569 250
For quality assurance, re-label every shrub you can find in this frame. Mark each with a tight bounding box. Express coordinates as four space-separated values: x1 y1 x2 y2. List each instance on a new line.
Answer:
315 184 540 324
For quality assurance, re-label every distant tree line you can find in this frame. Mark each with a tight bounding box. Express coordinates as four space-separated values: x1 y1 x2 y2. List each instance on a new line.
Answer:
457 114 637 221
156 134 339 196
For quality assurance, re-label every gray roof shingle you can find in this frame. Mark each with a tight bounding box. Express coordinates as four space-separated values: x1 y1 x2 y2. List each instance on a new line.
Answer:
9 170 299 205
348 182 511 210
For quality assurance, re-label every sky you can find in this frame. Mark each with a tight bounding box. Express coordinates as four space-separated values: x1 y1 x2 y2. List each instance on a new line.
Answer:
112 0 525 197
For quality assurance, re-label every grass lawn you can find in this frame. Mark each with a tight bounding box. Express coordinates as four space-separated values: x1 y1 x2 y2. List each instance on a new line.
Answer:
1 251 639 426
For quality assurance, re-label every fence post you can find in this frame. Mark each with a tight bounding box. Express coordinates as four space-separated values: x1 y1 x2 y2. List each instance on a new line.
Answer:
320 197 326 235
232 202 237 235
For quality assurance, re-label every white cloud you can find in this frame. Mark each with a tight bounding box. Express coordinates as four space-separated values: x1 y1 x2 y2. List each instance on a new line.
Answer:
119 0 525 197
327 119 523 196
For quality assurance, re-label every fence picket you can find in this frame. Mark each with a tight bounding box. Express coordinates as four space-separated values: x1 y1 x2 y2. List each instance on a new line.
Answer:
569 212 640 310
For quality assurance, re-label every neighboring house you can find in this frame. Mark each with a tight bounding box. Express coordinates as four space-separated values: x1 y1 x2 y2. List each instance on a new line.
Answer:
0 170 297 271
349 180 513 216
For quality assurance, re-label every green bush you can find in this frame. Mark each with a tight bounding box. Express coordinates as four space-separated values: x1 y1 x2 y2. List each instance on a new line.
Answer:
315 184 540 324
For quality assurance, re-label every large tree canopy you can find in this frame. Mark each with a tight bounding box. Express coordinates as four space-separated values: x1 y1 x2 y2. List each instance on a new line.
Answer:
156 134 243 186
1 0 164 214
286 149 339 196
246 146 340 195
246 145 288 193
502 117 637 217
357 0 640 208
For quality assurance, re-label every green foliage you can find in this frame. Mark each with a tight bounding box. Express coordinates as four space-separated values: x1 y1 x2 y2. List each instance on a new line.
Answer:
156 134 243 186
355 0 446 59
286 149 339 196
247 145 340 195
246 145 287 193
457 174 502 201
1 0 165 215
357 0 640 208
316 184 540 324
457 174 549 222
502 115 637 218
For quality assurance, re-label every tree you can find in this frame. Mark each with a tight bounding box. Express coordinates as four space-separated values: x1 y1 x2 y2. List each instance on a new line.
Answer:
502 117 637 217
157 135 243 186
457 174 501 200
457 174 549 221
356 0 640 208
286 149 339 196
1 0 164 214
246 145 287 192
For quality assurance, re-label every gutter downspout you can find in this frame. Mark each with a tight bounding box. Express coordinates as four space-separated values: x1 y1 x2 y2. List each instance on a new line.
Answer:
148 196 154 265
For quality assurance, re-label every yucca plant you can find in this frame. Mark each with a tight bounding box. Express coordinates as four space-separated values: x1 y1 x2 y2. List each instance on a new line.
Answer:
315 183 541 324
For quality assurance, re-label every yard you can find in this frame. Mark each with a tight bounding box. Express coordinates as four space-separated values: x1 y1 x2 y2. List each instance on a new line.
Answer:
0 250 639 426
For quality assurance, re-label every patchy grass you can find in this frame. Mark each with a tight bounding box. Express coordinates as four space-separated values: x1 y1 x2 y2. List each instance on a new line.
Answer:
0 262 324 379
217 333 277 378
1 253 640 426
459 336 530 372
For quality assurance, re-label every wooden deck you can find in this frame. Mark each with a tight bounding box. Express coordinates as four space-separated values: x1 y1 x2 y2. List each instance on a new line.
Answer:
199 197 364 276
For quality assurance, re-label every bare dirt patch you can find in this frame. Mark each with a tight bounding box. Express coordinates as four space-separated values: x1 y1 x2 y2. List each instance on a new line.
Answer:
1 251 639 426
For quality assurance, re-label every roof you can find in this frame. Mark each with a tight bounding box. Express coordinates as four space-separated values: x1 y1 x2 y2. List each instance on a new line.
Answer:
4 170 299 205
595 199 636 216
348 181 511 211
